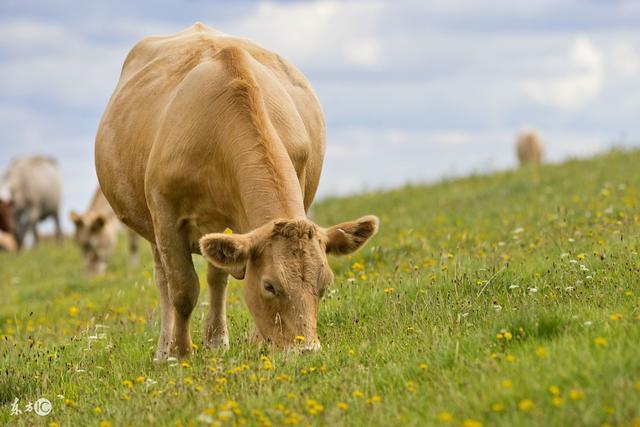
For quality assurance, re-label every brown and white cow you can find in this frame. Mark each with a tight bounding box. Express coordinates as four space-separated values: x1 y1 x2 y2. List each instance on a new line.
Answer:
70 188 140 274
0 197 17 251
96 23 378 359
516 130 543 166
1 156 63 248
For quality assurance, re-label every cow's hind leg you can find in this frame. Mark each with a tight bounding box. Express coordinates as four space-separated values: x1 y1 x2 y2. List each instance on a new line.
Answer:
52 211 63 244
204 264 229 349
128 228 140 267
152 244 174 360
153 219 200 358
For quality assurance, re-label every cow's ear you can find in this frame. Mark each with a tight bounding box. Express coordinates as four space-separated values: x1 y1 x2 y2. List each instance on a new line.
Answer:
200 233 251 279
69 211 83 227
324 215 379 256
90 215 106 232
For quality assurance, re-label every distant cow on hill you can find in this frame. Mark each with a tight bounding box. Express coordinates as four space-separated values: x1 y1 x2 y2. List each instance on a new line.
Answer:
70 187 140 274
0 156 63 249
516 130 543 166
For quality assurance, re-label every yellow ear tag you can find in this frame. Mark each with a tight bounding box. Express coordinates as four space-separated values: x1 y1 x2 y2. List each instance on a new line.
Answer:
223 228 233 235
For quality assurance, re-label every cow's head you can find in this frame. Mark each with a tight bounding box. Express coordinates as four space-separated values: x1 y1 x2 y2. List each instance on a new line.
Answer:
200 215 378 351
69 211 116 274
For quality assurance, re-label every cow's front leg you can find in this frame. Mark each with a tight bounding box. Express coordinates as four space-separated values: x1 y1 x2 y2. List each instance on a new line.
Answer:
204 264 229 349
152 244 173 361
154 227 200 358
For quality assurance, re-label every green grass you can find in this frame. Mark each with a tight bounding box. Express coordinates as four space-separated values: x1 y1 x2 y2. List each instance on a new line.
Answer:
1 149 640 427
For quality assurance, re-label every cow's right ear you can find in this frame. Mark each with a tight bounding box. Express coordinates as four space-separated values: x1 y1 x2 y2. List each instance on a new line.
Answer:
199 233 251 279
69 211 83 227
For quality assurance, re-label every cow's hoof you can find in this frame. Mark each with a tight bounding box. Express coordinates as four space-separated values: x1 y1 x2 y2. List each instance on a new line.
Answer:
204 334 229 350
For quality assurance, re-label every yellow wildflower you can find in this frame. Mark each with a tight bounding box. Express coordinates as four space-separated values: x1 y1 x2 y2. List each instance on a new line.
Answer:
419 363 429 370
500 379 513 389
518 399 534 411
594 337 608 347
366 395 382 404
569 389 584 400
535 346 547 358
94 406 102 414
337 402 349 411
463 420 482 427
437 411 454 423
491 403 504 412
552 397 563 407
353 390 364 398
609 313 622 321
306 399 324 415
136 376 145 383
99 422 112 427
68 306 79 316
548 385 560 396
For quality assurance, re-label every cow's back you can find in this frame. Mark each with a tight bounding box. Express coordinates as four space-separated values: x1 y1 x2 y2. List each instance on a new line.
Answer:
3 156 61 216
96 23 325 242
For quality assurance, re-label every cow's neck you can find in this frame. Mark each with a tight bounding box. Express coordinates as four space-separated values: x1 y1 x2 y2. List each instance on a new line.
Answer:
234 148 306 231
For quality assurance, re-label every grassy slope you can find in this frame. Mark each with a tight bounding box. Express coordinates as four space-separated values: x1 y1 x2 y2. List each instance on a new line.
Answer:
1 150 639 427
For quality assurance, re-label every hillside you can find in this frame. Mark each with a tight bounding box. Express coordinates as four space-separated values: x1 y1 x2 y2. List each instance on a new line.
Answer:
1 149 639 426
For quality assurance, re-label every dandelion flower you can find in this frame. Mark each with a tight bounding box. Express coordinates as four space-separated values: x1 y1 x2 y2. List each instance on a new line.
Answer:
337 402 348 411
306 399 324 415
548 385 560 396
535 346 548 358
594 337 608 347
353 390 364 398
518 399 534 411
419 363 429 370
366 395 382 405
68 306 79 316
569 389 584 400
94 406 102 414
462 420 482 427
135 376 145 383
609 314 622 321
500 379 513 389
552 397 563 407
437 411 454 423
99 421 112 427
491 403 505 412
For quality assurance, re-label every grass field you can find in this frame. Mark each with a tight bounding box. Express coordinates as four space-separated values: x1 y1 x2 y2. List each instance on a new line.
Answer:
1 149 639 427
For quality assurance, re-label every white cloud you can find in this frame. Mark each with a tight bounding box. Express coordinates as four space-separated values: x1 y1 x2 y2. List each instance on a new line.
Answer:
610 41 640 77
223 0 385 69
524 36 604 110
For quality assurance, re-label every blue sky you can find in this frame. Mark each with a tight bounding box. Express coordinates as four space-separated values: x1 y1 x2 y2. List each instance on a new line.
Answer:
1 0 640 231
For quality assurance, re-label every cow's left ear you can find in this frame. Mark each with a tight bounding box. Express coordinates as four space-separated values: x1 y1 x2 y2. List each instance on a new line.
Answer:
324 215 379 256
199 233 252 279
69 211 83 227
90 215 106 232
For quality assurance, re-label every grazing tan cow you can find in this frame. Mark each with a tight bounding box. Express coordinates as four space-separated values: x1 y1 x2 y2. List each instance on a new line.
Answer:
96 23 379 359
516 130 543 166
70 188 140 274
1 156 63 248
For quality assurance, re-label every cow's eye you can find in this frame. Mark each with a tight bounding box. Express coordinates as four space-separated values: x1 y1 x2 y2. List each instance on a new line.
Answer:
263 282 278 297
